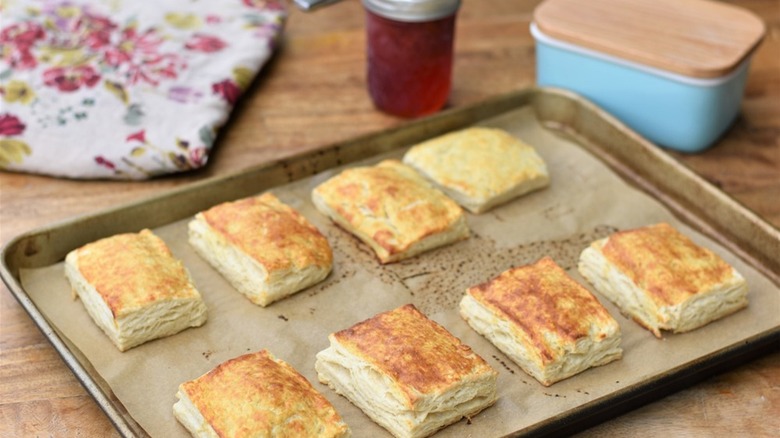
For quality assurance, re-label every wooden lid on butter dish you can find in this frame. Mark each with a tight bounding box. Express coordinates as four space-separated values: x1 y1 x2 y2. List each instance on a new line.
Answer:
533 0 766 78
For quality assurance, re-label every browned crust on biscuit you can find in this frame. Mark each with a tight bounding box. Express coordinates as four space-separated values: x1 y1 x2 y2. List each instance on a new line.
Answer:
75 229 199 318
312 160 466 260
467 256 616 364
201 192 332 272
599 223 733 306
180 350 348 437
332 304 495 407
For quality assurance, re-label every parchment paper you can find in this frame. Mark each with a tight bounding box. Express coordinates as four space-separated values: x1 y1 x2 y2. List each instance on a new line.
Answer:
21 107 780 437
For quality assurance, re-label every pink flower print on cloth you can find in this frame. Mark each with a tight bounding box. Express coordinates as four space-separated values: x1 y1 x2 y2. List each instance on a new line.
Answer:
0 0 286 179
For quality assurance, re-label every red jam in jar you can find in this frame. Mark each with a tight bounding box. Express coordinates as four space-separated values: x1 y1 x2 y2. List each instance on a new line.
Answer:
363 0 460 118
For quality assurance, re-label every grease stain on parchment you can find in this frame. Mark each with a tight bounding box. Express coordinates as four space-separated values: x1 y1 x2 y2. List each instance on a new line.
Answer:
305 224 618 315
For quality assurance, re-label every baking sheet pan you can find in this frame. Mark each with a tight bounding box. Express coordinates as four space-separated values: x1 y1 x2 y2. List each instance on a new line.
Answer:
3 88 779 437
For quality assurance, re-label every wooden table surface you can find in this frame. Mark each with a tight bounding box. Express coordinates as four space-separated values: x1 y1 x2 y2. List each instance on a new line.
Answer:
1 0 778 436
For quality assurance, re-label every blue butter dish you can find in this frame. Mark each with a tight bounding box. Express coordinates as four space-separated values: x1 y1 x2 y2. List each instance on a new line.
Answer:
531 0 765 153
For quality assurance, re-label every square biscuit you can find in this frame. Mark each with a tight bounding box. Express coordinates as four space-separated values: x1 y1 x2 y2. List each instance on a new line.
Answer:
460 256 622 386
174 349 350 438
315 304 498 438
64 229 207 352
578 223 748 338
402 127 550 214
311 159 469 264
188 192 333 307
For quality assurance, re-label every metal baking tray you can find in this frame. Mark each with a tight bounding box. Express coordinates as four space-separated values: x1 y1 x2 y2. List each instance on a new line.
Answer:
3 88 778 437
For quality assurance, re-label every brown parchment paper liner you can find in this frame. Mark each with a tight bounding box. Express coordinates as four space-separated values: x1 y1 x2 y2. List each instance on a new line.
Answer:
21 107 780 437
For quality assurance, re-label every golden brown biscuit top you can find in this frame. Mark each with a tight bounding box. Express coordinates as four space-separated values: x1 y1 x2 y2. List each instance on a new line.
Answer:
333 304 495 407
202 192 332 272
599 223 734 306
403 127 548 199
467 256 616 364
312 160 465 257
181 350 348 438
76 229 200 318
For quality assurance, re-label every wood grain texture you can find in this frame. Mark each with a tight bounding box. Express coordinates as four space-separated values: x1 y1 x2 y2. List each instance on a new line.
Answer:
533 0 766 77
1 0 777 436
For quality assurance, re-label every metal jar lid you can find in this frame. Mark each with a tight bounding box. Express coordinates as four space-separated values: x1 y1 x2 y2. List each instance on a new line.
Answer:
362 0 461 22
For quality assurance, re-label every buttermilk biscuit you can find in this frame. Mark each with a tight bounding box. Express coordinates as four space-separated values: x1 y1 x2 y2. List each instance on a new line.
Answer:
402 127 550 213
174 350 350 438
460 256 622 386
311 159 469 264
578 223 748 338
64 229 207 352
188 192 332 307
315 304 497 438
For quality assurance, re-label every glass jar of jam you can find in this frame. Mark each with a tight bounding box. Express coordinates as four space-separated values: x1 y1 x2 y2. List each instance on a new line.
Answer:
362 0 461 118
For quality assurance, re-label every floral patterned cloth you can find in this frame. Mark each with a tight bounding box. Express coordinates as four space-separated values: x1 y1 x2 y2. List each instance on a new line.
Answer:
0 0 286 179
